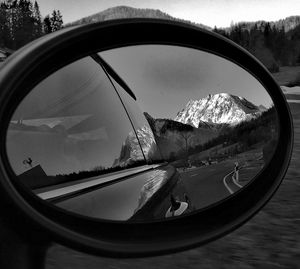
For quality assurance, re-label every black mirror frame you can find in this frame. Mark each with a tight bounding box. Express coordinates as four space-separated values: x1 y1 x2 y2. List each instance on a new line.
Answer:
0 19 293 257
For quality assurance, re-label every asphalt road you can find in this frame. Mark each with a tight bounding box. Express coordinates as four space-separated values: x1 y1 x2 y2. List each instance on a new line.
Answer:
177 162 240 210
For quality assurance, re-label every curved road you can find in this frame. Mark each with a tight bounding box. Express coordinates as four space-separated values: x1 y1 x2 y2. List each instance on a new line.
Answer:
177 161 242 210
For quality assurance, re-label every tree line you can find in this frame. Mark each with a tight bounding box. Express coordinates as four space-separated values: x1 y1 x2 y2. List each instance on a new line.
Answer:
0 0 63 50
214 21 300 71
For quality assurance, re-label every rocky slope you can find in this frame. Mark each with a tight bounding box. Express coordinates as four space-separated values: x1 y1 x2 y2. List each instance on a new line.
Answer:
113 124 161 167
144 112 217 159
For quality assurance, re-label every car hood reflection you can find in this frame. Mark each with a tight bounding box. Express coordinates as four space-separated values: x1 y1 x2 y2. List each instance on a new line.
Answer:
45 165 176 221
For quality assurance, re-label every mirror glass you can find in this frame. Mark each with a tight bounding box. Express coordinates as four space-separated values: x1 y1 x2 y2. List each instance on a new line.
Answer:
6 45 278 221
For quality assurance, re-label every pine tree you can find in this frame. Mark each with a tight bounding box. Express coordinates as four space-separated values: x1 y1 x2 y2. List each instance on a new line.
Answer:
263 22 272 48
0 0 46 49
43 9 63 33
33 1 42 37
50 9 63 32
43 15 51 33
0 2 10 47
13 0 36 48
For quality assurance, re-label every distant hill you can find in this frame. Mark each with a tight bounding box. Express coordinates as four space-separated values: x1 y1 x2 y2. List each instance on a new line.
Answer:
67 7 300 34
66 7 300 72
65 5 211 30
222 16 300 33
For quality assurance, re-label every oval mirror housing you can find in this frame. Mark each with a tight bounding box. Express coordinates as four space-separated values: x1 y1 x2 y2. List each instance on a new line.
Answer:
6 45 278 222
0 20 293 257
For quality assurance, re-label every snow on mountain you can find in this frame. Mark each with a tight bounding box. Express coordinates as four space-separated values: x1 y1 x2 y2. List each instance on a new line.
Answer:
174 93 261 127
113 124 160 167
113 130 145 167
135 124 162 160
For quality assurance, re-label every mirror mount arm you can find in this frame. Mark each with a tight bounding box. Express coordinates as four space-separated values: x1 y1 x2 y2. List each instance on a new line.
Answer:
0 217 50 269
0 186 50 269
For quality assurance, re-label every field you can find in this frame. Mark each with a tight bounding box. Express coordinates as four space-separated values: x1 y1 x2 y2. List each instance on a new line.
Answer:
46 69 300 268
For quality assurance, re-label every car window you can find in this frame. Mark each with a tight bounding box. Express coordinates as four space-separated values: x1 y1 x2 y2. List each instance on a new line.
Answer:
105 70 163 164
6 56 146 190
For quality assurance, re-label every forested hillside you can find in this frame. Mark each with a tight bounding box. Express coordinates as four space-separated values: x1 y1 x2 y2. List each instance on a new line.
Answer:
214 17 300 71
189 106 278 157
69 6 300 73
2 3 300 72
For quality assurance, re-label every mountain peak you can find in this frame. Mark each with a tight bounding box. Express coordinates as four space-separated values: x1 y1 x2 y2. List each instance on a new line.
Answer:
175 93 261 127
66 6 211 30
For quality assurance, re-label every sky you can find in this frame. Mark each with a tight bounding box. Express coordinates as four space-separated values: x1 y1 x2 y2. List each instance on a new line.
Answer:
36 0 300 27
101 45 272 119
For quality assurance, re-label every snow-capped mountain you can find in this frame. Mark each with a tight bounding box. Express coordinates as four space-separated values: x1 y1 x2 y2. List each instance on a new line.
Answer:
174 93 262 127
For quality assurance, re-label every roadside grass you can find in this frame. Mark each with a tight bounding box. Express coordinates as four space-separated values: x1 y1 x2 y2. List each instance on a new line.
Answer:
272 66 300 86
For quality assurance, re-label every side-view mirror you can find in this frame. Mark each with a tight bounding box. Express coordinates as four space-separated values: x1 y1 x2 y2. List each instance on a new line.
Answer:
0 19 293 267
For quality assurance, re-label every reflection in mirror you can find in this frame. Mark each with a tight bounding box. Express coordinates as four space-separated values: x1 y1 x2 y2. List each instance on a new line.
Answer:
6 45 278 222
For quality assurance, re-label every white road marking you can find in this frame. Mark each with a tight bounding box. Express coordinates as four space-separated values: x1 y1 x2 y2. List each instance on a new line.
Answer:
223 171 234 194
191 174 199 177
224 167 244 194
232 174 243 188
